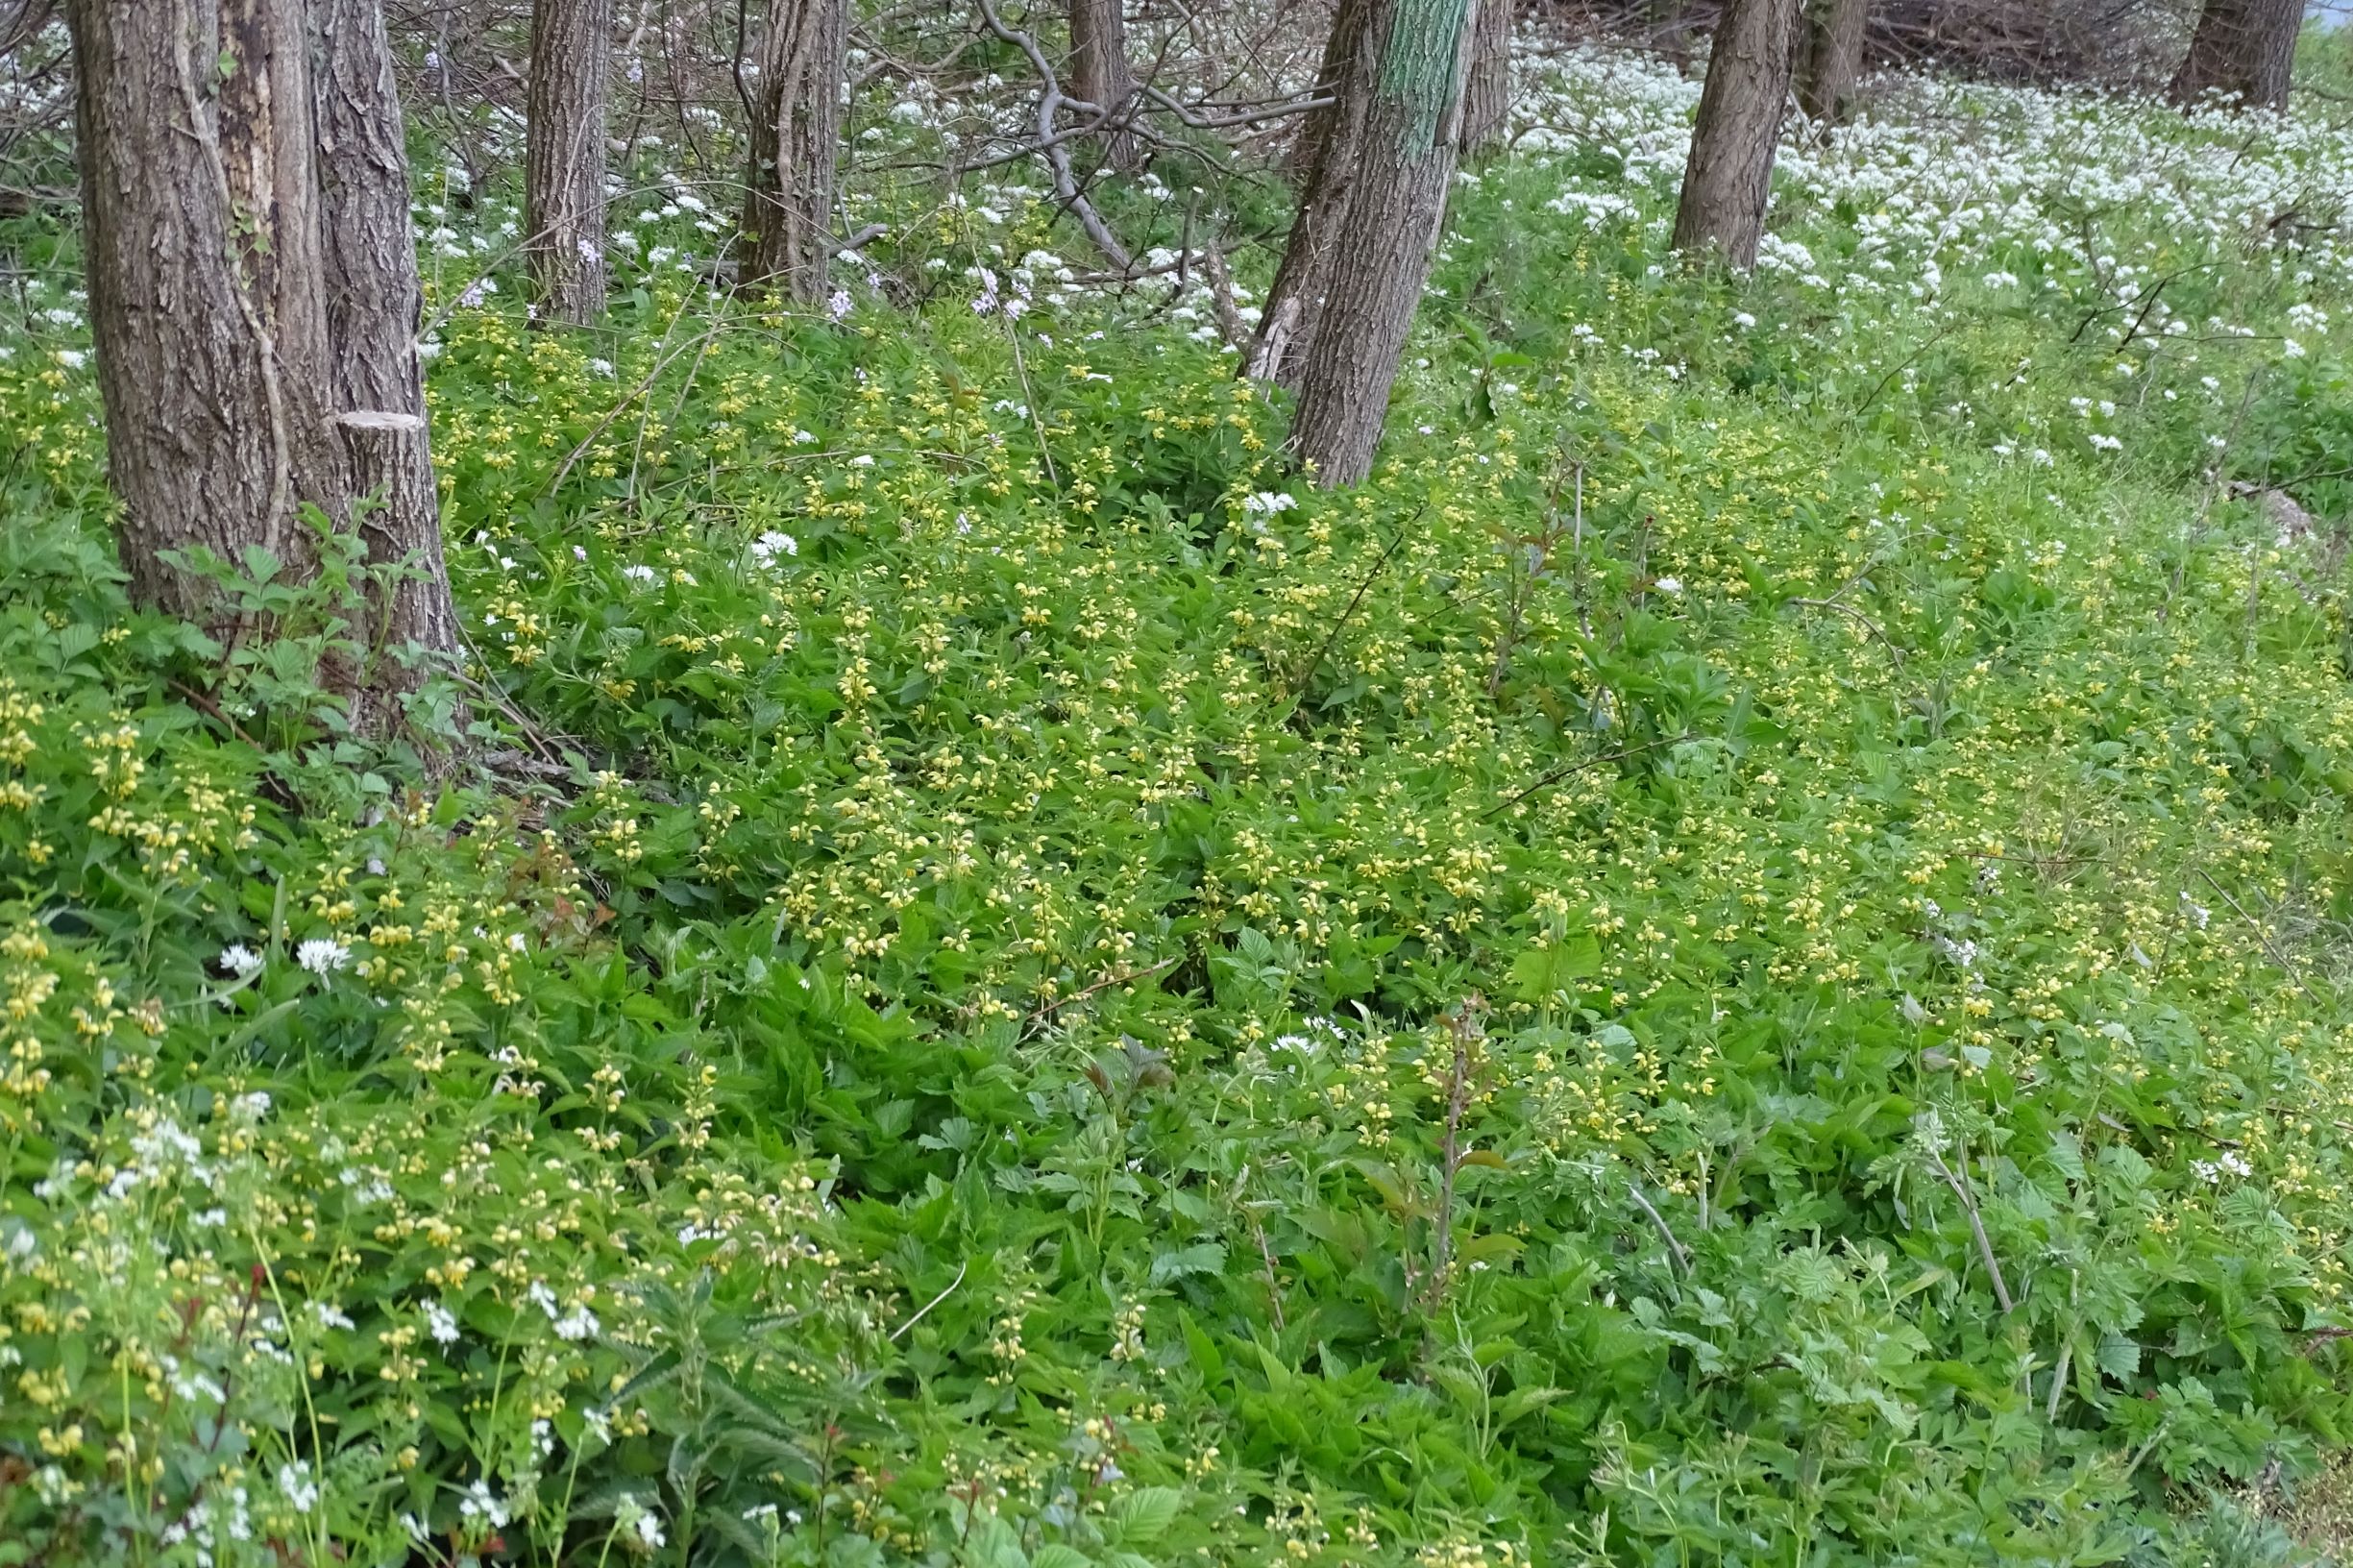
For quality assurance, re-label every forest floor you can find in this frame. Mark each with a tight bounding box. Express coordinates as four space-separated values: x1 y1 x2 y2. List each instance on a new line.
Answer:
12 32 2353 1568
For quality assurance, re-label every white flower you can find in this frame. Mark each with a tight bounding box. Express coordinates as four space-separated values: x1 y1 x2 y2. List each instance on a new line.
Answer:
553 1304 601 1341
749 530 798 566
311 1301 355 1332
219 944 263 977
458 1480 511 1530
296 939 350 975
1239 491 1297 515
52 349 86 370
621 564 660 586
425 1299 459 1345
1653 576 1683 596
278 1461 319 1515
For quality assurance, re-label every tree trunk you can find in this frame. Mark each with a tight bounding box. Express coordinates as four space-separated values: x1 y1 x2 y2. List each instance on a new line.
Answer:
312 0 463 723
1254 0 1476 486
1795 0 1868 125
1068 0 1140 170
2169 0 2299 110
526 0 611 324
740 0 846 303
64 0 348 622
1249 0 1376 387
1458 0 1510 157
1670 0 1800 270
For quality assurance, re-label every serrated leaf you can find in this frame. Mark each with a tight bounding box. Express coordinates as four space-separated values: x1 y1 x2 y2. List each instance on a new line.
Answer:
1150 1241 1227 1286
1107 1485 1184 1544
2096 1334 2140 1380
1031 1548 1091 1568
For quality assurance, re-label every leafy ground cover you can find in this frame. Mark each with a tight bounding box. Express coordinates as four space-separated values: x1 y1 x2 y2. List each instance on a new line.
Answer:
11 35 2353 1568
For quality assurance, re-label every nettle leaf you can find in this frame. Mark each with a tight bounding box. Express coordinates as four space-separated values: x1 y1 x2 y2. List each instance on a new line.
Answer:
1105 1485 1185 1545
1150 1241 1227 1286
1509 934 1601 1000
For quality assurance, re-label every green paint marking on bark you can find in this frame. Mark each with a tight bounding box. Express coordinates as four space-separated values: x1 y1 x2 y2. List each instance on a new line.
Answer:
1376 0 1472 154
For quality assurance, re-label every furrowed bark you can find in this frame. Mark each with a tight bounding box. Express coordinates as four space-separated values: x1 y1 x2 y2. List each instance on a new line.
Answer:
313 0 463 728
2169 0 2299 111
65 0 347 622
526 0 612 323
1670 0 1801 270
1249 0 1376 387
1263 0 1477 485
740 0 847 303
1458 0 1510 156
1068 0 1140 169
1795 0 1868 125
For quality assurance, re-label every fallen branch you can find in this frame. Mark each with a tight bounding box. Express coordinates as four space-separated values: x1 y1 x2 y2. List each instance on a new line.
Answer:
972 0 1131 270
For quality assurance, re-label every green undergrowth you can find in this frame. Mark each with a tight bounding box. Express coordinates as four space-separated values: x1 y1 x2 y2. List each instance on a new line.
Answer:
10 61 2353 1568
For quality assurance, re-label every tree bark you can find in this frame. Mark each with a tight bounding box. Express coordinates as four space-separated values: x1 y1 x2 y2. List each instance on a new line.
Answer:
312 0 463 723
1458 0 1510 157
740 0 846 303
526 0 611 324
65 0 348 622
1670 0 1800 270
2169 0 2299 111
1795 0 1868 126
1254 0 1476 486
1068 0 1140 170
1249 0 1376 387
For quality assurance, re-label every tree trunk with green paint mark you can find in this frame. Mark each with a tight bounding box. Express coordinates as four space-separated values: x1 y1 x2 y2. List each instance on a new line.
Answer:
1252 0 1474 485
1671 0 1800 270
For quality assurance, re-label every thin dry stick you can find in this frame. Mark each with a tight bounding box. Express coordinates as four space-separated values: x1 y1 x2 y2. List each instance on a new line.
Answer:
1482 734 1685 821
2196 869 2316 1003
1924 1140 2015 1313
1022 953 1181 1026
1424 998 1484 1315
1786 595 1905 666
1627 1183 1690 1278
1248 1211 1286 1331
1289 507 1425 704
888 1260 968 1341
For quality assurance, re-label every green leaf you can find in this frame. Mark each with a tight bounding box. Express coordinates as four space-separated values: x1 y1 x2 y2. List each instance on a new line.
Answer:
1510 934 1601 1000
2096 1334 2140 1380
1106 1486 1184 1545
1150 1241 1227 1286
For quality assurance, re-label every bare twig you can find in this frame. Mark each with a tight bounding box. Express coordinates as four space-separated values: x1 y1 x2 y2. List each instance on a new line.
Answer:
971 0 1131 269
1626 1183 1690 1278
1924 1139 2015 1313
888 1260 968 1341
1482 733 1686 821
1424 997 1486 1314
